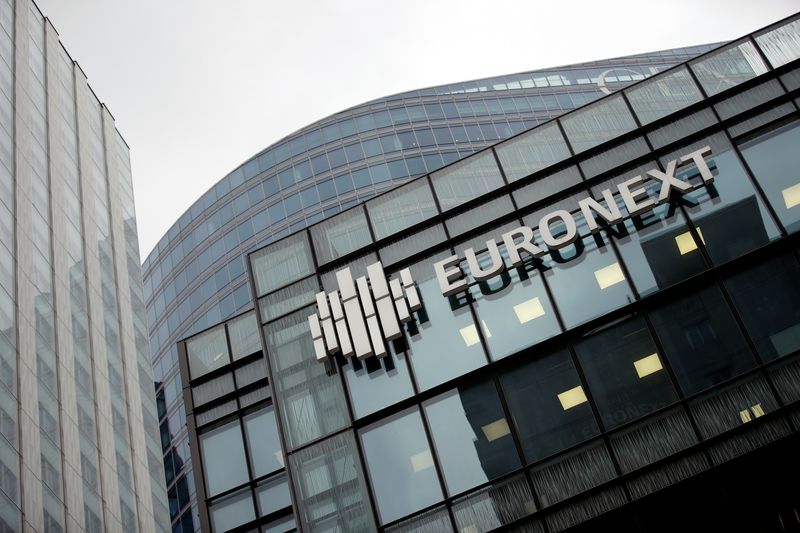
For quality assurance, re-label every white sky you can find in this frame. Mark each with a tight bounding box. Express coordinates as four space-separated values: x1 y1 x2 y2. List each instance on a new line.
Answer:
34 0 798 259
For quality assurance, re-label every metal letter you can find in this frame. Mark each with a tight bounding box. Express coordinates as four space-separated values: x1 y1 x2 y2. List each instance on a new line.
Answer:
679 145 714 183
433 254 468 297
617 175 656 217
502 225 545 267
464 239 505 282
647 159 692 203
578 189 623 233
538 210 579 249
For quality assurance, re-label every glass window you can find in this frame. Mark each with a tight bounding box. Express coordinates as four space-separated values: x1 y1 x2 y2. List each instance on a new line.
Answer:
243 407 283 478
690 40 768 96
200 420 249 496
625 67 703 125
513 166 583 209
738 120 800 234
360 408 443 525
227 312 260 360
495 121 571 181
209 487 254 533
430 151 504 211
258 276 318 324
288 431 375 532
343 353 415 419
367 179 438 240
251 232 315 296
660 133 781 265
451 475 536 532
310 206 372 265
724 254 800 362
575 317 679 430
559 94 637 153
255 475 291 516
392 253 487 391
649 286 756 395
423 380 520 495
755 17 800 68
501 349 599 463
186 326 229 379
446 195 515 238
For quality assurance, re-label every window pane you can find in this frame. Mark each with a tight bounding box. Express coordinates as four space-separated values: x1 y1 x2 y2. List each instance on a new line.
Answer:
310 206 372 264
739 120 800 234
575 317 679 430
186 326 229 379
209 487 254 533
343 352 415 419
495 121 571 181
430 151 504 211
258 276 318 324
228 312 260 360
200 420 248 496
724 254 800 362
625 67 703 125
559 94 637 154
501 349 599 463
754 17 800 68
251 232 314 296
451 475 536 532
256 475 291 517
446 195 515 238
690 40 768 96
360 408 443 524
649 286 756 395
243 407 283 477
423 381 520 495
367 179 438 240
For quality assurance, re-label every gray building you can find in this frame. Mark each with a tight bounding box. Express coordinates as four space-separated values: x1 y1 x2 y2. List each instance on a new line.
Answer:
0 0 168 531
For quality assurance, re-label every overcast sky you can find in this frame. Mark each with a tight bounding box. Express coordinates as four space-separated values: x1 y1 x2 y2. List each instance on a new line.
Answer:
35 0 798 259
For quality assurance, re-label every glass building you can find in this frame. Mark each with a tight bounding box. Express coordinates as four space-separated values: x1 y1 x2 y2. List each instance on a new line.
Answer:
177 12 800 533
145 42 723 532
0 0 169 531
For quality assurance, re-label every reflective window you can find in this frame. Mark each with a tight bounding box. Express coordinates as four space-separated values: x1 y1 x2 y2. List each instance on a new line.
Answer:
575 317 679 430
255 475 291 517
343 352 415 419
649 286 756 395
200 420 248 496
559 94 637 153
430 151 504 211
360 408 443 524
251 232 315 296
393 254 487 391
495 121 571 181
243 407 283 477
310 206 372 264
209 487 254 533
423 380 520 495
739 120 800 234
513 166 583 209
625 67 703 125
227 312 260 360
690 40 768 96
186 326 229 379
258 276 318 324
501 349 599 463
755 17 800 68
367 179 438 240
661 133 781 265
724 254 800 362
446 195 515 238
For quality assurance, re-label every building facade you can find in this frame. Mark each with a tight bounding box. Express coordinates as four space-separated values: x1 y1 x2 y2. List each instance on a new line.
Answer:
0 0 169 531
178 13 800 533
145 45 722 532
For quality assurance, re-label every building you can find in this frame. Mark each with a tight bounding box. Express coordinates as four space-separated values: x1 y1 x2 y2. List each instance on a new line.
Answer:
177 12 800 533
0 0 169 531
144 43 722 532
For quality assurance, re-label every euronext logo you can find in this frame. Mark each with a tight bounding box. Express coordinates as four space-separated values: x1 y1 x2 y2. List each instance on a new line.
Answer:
308 262 421 361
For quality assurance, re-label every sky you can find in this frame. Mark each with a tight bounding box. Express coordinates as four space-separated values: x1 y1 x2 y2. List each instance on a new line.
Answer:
34 0 799 260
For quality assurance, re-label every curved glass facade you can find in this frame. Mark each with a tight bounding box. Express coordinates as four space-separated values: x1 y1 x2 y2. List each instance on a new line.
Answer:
145 46 722 531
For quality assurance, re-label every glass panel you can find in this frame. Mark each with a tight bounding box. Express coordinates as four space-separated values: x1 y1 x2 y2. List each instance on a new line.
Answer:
423 380 520 496
379 224 447 267
660 133 781 264
575 317 679 430
243 407 284 477
289 431 375 532
559 94 637 154
625 67 703 125
649 286 756 395
724 254 800 362
383 506 453 533
530 442 616 506
609 408 698 474
451 475 536 532
512 166 583 209
391 253 487 391
495 122 571 181
690 40 768 97
209 487 255 533
228 312 260 360
754 17 800 68
430 151 504 211
446 195 515 238
251 232 315 296
713 79 784 121
256 475 292 516
264 307 349 449
343 352 415 419
367 179 438 240
647 107 718 150
501 349 599 463
739 120 800 234
360 408 443 525
258 276 319 323
186 326 229 379
200 419 248 496
310 206 372 264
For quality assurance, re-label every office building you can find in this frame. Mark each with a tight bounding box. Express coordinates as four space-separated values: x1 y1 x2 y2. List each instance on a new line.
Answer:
145 42 721 532
178 12 800 533
0 0 169 531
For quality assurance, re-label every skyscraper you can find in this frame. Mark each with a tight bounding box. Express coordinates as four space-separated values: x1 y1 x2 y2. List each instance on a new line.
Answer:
0 1 168 531
143 42 719 531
